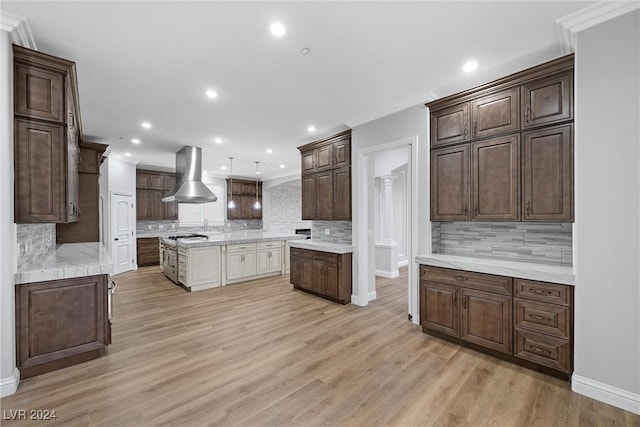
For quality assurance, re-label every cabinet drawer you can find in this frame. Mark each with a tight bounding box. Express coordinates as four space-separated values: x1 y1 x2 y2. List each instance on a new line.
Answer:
515 299 570 339
290 248 312 260
420 266 512 295
257 241 281 250
313 251 338 264
515 329 571 373
178 271 186 285
514 279 570 305
227 243 257 253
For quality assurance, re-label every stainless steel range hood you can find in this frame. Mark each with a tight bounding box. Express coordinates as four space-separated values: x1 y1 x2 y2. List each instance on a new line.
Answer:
161 146 217 204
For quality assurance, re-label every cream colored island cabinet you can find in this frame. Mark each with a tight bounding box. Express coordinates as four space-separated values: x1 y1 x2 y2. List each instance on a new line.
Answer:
226 243 257 283
177 246 221 291
257 241 282 275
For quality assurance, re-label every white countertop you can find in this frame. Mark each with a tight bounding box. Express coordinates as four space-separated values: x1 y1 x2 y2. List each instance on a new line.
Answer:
415 253 575 286
16 242 113 285
162 231 306 248
289 240 353 254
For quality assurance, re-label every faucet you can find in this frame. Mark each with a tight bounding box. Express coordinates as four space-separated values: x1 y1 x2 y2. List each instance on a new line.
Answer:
203 218 208 232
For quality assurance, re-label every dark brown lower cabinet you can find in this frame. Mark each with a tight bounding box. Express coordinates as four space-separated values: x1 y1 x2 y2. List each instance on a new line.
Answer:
290 248 351 304
16 274 111 379
137 237 160 267
420 265 573 379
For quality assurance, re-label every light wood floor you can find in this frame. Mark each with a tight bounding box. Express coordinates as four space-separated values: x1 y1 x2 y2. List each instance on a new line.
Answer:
2 267 638 426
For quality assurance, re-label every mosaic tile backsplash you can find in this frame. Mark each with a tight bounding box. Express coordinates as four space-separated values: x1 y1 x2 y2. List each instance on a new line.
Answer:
312 221 353 244
432 222 573 266
137 219 263 234
16 223 56 270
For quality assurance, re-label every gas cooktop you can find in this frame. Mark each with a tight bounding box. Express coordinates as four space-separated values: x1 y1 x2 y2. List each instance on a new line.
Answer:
167 234 209 241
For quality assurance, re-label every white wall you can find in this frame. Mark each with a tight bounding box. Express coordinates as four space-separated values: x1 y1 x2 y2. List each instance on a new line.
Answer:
573 9 640 413
393 166 408 263
0 29 19 396
374 146 410 177
352 105 430 304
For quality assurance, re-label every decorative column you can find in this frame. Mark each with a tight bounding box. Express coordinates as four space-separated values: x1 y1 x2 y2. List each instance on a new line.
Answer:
375 175 399 280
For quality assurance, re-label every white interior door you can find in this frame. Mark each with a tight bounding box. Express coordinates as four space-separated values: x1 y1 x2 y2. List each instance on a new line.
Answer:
111 193 135 275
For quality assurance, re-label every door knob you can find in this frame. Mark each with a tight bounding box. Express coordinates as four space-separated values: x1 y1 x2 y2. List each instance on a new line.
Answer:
114 238 119 241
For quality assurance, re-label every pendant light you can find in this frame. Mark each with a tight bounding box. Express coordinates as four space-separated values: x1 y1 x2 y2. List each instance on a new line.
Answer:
228 157 236 209
254 161 261 210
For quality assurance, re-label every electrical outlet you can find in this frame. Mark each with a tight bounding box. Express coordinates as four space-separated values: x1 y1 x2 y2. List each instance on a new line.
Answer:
25 239 33 253
159 224 164 229
324 228 330 235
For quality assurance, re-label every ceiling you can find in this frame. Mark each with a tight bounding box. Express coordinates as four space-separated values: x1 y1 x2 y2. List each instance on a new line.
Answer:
2 1 593 180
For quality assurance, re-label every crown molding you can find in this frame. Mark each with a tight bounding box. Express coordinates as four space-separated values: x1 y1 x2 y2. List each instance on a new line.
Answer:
556 1 639 54
345 88 442 128
0 11 36 50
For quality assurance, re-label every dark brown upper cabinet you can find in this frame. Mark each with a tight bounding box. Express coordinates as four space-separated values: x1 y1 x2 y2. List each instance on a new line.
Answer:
298 130 351 221
471 135 520 221
427 54 575 223
522 72 573 129
430 103 469 149
470 88 519 139
136 169 179 221
226 178 262 220
431 145 470 222
14 45 83 224
522 125 573 222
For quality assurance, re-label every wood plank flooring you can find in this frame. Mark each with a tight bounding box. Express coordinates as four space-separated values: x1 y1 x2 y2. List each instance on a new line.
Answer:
2 267 638 426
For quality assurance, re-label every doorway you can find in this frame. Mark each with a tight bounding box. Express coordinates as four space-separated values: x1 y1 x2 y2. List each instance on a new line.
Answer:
357 137 419 324
111 192 135 275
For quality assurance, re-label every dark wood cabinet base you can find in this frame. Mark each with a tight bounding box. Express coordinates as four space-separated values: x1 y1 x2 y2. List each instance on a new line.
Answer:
292 285 349 305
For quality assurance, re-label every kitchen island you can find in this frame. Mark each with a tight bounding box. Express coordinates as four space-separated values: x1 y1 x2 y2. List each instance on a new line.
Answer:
161 231 306 291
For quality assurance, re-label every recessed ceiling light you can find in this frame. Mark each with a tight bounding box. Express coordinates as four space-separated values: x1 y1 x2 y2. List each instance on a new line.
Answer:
266 148 273 154
220 166 227 170
463 60 478 73
131 138 140 144
205 90 218 99
203 170 208 174
301 48 311 55
279 164 285 168
141 122 152 129
270 22 286 37
214 137 222 144
307 125 316 133
124 152 131 157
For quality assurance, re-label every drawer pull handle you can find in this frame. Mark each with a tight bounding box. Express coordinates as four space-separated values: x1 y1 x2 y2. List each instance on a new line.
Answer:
452 292 457 306
455 276 467 281
531 315 548 322
529 288 552 295
533 347 551 355
463 294 468 309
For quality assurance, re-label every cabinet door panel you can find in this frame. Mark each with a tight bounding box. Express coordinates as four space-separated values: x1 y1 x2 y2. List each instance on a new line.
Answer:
151 190 164 220
421 281 459 337
471 88 519 139
227 253 243 280
522 125 573 221
146 175 165 190
334 139 350 168
522 72 573 128
316 171 333 220
15 119 65 223
325 263 339 299
163 201 178 220
430 145 470 221
136 190 151 220
290 258 302 285
312 261 326 294
460 289 512 354
471 135 520 221
270 249 282 273
333 168 351 220
316 144 333 171
15 64 65 123
301 151 315 175
302 175 317 220
301 259 314 290
430 103 469 148
257 250 270 275
243 251 257 277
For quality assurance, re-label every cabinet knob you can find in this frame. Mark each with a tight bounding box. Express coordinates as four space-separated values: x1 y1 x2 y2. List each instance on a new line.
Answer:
463 203 468 216
473 203 478 216
452 292 457 306
463 294 468 309
526 201 531 216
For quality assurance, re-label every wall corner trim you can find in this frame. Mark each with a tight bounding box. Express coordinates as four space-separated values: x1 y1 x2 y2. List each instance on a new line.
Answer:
556 1 640 54
0 11 36 50
0 368 20 398
367 290 377 301
374 270 399 279
572 374 640 415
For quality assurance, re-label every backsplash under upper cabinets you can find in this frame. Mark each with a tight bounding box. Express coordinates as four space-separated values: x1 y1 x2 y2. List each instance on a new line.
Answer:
432 222 572 266
16 224 56 270
312 221 352 245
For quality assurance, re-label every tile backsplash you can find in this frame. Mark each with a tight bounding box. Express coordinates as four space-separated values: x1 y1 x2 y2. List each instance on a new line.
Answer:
265 181 311 233
16 224 56 269
432 222 572 266
312 221 352 244
137 219 262 234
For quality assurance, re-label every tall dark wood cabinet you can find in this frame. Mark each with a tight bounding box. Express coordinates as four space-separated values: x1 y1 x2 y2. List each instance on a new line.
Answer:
427 54 575 222
298 130 351 221
57 142 108 243
136 169 178 221
16 274 111 379
226 179 262 220
14 45 83 224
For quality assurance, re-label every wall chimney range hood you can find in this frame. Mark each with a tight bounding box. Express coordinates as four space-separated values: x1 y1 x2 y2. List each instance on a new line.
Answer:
162 146 217 204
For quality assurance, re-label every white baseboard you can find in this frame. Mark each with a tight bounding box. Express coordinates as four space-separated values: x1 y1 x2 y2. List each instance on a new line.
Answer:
0 368 19 397
351 294 365 306
398 260 409 267
572 374 640 415
368 290 377 301
375 269 399 278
